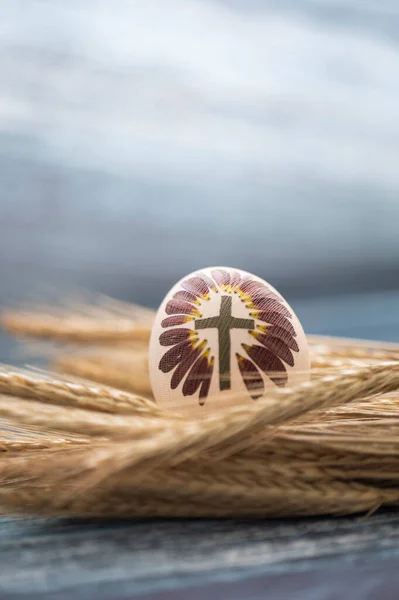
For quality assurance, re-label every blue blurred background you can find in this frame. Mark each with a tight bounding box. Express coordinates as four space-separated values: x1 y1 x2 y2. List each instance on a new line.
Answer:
0 0 398 344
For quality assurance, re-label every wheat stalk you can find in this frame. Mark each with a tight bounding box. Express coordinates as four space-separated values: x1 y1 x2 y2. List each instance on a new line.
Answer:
1 298 154 344
0 442 397 517
0 366 157 415
54 349 152 396
1 297 399 518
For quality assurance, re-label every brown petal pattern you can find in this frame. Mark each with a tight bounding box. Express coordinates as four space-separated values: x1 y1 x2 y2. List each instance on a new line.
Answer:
238 279 263 295
246 295 292 316
243 343 288 387
173 290 200 305
161 315 194 328
197 272 219 294
182 349 214 403
260 324 299 352
165 299 202 317
229 270 242 289
181 276 211 300
250 331 295 366
236 353 264 399
251 311 296 335
211 269 231 289
171 340 207 390
159 328 195 347
159 341 194 373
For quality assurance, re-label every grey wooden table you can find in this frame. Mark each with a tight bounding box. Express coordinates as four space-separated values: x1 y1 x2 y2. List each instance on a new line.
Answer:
2 498 399 599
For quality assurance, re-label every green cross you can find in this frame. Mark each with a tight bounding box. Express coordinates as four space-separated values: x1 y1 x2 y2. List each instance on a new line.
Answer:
195 295 254 391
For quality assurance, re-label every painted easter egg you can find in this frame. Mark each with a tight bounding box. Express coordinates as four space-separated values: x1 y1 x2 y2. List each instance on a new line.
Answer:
149 267 310 412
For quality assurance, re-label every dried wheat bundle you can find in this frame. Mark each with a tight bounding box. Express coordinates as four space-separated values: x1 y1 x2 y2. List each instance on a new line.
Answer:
1 299 399 518
2 296 153 343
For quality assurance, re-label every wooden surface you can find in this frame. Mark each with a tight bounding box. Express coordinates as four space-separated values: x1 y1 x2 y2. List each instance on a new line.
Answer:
2 510 399 599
